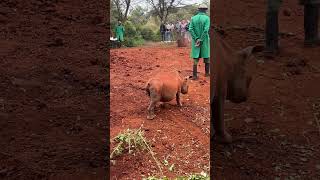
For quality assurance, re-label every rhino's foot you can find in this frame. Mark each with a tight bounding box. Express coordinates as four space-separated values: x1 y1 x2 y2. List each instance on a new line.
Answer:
147 114 156 120
159 102 165 108
214 132 233 144
191 76 198 80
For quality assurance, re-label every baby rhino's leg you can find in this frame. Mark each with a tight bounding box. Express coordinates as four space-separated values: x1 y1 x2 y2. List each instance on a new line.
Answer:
147 86 160 120
176 92 182 107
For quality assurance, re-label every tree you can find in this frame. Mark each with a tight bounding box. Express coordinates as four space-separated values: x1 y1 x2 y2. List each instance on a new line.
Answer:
146 0 182 23
128 6 149 25
166 4 197 22
111 0 132 22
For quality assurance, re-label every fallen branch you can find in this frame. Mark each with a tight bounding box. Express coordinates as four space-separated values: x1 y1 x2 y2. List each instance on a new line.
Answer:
141 133 164 177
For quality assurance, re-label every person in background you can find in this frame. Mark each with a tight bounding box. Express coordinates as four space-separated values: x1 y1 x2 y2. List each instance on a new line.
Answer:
175 20 182 34
264 0 282 57
115 21 125 48
160 22 166 42
185 20 191 42
189 4 210 80
171 22 175 41
265 0 320 57
300 0 320 47
180 20 188 38
165 23 171 42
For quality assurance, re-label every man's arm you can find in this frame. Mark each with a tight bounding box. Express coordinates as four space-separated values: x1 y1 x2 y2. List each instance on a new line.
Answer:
188 18 199 41
199 16 210 42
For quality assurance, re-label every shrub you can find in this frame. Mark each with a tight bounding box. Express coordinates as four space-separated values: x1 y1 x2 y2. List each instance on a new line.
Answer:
152 30 161 42
122 21 145 47
124 37 144 47
141 27 155 41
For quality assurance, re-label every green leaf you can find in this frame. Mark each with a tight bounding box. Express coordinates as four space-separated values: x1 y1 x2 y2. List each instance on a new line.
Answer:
169 164 175 172
163 159 169 166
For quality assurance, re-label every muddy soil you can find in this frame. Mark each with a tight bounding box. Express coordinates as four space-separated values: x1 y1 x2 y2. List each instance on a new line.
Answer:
0 0 108 179
110 45 211 179
110 0 320 179
212 0 320 179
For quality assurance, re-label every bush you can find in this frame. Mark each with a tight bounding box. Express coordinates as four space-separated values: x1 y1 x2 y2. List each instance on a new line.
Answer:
122 21 145 47
141 27 154 41
124 37 144 47
124 21 138 38
152 30 161 42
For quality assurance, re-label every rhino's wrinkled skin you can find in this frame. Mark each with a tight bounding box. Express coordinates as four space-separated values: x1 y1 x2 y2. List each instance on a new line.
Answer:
145 71 190 120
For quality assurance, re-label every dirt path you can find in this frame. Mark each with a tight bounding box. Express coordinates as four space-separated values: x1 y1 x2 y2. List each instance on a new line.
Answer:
110 45 211 179
0 0 107 179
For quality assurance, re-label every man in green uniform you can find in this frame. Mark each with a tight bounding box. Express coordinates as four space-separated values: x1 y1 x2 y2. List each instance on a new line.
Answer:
265 0 320 56
189 4 210 80
264 0 283 57
300 0 320 47
115 21 125 47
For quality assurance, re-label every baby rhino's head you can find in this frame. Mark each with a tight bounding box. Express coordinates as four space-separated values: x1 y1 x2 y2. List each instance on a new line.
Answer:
227 45 262 103
181 76 191 94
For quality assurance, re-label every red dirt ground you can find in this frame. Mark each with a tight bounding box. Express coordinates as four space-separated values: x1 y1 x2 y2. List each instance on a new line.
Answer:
110 45 211 179
1 0 320 179
0 0 107 179
111 0 320 179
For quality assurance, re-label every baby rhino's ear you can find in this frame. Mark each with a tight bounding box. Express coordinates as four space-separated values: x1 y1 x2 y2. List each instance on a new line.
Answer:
237 46 254 62
237 45 264 62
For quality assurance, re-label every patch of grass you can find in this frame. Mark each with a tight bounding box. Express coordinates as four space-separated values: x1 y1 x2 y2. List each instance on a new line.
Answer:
110 128 164 176
143 172 210 180
110 128 147 159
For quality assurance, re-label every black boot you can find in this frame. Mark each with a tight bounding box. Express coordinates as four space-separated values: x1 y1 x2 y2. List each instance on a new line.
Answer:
264 10 279 57
304 4 320 47
192 65 198 80
205 63 210 77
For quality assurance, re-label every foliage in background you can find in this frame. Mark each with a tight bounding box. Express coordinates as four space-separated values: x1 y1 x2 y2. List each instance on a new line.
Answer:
166 5 197 23
123 21 145 47
110 0 209 47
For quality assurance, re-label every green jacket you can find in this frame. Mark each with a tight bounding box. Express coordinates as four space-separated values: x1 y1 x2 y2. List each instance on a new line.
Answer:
115 25 125 42
189 12 210 59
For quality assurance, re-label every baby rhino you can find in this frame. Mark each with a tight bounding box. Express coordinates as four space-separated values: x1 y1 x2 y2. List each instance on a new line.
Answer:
145 71 190 120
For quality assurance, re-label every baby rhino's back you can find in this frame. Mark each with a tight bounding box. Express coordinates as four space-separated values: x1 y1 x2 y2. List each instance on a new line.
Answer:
149 72 182 102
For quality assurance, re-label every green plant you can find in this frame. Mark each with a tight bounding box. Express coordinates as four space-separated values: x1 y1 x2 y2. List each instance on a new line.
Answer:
186 172 210 180
110 128 164 176
152 30 161 42
124 37 144 47
119 21 145 47
143 172 210 180
124 21 138 38
141 27 155 41
110 128 147 158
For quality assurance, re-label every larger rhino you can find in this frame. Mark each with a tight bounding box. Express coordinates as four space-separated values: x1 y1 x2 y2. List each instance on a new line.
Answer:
210 30 263 143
